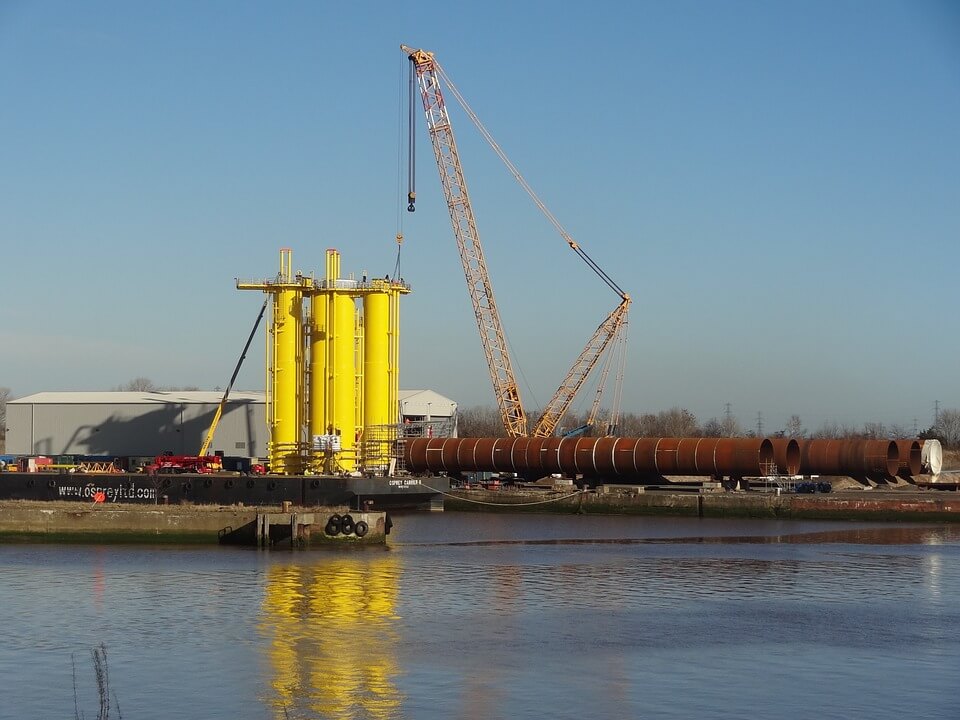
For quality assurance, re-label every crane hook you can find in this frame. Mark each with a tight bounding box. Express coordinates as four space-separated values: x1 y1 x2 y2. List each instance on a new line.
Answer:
407 191 416 212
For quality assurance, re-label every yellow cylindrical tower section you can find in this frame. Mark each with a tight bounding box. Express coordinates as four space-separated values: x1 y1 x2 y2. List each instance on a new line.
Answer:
269 249 304 474
388 283 402 430
331 291 357 471
308 292 328 443
355 310 365 437
363 286 391 467
239 246 409 476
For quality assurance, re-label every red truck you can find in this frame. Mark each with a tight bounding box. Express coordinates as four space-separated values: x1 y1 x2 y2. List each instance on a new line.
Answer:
145 455 223 475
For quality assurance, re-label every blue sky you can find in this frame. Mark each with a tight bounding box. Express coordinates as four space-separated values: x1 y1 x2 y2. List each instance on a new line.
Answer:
1 1 957 434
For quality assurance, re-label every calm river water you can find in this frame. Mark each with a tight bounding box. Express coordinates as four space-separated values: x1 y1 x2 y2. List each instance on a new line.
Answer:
1 513 958 720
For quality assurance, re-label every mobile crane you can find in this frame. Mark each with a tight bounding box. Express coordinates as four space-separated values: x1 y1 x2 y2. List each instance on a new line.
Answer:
197 297 269 457
402 45 630 438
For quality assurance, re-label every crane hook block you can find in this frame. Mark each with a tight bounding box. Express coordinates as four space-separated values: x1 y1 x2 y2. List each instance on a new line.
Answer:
407 191 416 212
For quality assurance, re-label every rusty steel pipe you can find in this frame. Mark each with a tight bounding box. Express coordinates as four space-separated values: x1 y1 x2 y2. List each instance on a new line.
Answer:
768 439 802 476
855 440 899 479
798 439 899 479
894 439 922 478
404 437 780 479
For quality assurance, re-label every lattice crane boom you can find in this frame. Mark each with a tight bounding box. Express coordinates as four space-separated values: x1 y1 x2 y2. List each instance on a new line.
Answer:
403 46 528 437
404 45 631 439
531 297 630 437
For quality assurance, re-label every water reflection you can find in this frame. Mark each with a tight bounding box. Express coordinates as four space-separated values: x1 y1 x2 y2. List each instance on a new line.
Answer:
259 554 402 719
420 523 960 548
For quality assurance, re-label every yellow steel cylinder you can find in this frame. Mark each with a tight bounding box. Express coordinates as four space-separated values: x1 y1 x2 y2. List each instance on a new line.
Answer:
363 289 395 469
363 290 390 464
326 248 340 283
308 293 328 442
355 311 364 434
388 285 402 429
331 292 357 471
271 286 302 473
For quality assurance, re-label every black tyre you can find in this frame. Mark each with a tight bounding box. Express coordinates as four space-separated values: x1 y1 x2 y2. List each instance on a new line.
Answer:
340 514 355 535
325 514 342 536
354 520 369 538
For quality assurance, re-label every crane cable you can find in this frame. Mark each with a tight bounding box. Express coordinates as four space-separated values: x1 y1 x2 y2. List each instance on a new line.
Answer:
435 62 628 300
395 55 408 278
407 57 417 212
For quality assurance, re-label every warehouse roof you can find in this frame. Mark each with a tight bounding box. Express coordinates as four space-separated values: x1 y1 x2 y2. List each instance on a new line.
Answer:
11 390 458 408
10 391 266 405
398 389 457 414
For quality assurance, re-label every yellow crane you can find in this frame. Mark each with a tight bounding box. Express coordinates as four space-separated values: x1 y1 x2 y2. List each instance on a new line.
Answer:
403 45 630 438
198 297 269 456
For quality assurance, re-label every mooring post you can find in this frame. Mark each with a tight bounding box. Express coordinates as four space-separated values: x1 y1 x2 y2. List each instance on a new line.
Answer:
256 513 268 547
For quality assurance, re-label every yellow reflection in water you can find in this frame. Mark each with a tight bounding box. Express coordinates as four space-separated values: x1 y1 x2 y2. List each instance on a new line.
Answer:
260 555 402 719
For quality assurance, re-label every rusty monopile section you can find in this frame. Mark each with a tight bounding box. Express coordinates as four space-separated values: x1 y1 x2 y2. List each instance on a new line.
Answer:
894 439 922 478
798 439 899 479
404 437 787 480
766 439 803 476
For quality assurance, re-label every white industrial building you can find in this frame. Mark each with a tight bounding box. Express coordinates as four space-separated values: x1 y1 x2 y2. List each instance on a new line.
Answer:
398 389 458 436
6 389 458 457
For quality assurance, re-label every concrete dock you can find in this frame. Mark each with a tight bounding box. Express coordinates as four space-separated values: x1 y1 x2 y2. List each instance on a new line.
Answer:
0 501 389 546
443 486 960 522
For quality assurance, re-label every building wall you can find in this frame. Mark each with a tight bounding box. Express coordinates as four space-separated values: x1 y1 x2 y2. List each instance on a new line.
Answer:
6 401 266 458
5 389 457 457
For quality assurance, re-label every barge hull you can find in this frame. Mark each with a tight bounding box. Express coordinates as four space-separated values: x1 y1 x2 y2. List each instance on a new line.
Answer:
0 472 447 510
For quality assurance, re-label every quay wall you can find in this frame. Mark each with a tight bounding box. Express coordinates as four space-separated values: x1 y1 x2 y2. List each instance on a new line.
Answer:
0 501 386 544
443 489 960 522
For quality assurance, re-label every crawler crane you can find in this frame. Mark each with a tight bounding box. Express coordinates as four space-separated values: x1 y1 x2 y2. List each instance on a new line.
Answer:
402 45 631 438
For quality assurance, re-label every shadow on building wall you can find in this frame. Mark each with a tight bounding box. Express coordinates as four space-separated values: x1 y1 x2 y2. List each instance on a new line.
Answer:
32 401 261 458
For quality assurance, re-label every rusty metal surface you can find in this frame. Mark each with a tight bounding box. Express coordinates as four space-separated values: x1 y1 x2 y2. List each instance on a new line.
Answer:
895 440 922 478
405 436 924 481
798 439 900 479
768 439 802 476
404 437 779 479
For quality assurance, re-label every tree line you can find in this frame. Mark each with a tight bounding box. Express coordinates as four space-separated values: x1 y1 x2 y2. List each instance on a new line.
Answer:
456 404 960 449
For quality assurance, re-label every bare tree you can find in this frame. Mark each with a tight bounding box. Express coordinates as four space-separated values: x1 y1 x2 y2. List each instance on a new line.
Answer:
616 412 643 437
114 378 201 392
888 423 912 439
661 407 700 437
936 409 960 448
457 405 507 437
784 414 804 438
116 377 158 392
721 414 742 438
862 422 887 440
810 421 861 439
702 417 724 437
631 407 700 437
